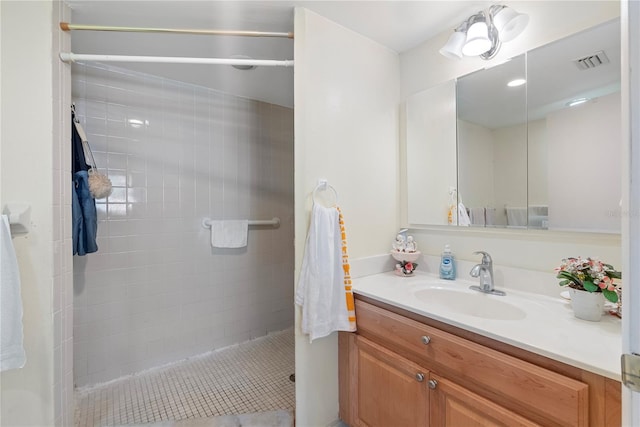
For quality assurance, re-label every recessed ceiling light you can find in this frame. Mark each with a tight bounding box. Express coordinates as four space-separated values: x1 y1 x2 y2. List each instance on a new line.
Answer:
507 78 526 87
231 55 257 71
567 97 589 107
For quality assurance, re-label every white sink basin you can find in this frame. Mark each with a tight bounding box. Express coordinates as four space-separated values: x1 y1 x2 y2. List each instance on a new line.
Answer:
413 287 527 320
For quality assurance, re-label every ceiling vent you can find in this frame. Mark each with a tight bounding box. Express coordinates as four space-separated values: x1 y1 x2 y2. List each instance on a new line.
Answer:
573 50 610 70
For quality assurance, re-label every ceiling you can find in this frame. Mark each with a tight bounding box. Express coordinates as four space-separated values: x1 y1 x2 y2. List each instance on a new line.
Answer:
65 1 492 107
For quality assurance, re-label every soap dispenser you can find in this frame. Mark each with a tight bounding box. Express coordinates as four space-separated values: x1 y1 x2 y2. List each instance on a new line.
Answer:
440 245 456 280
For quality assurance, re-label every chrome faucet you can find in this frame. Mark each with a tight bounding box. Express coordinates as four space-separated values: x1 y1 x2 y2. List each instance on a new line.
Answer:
469 251 505 296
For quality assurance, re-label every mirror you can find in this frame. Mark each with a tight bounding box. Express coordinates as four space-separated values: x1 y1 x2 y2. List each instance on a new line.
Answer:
527 19 621 233
457 54 527 228
406 80 457 226
406 18 621 233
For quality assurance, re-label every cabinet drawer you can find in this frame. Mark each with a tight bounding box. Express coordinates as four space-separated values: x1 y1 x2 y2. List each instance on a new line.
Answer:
355 299 589 427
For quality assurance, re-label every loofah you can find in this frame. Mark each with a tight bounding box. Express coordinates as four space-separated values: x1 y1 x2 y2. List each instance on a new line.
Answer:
88 169 113 199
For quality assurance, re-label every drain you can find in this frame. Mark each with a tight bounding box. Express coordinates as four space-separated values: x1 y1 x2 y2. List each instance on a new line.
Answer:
289 374 295 382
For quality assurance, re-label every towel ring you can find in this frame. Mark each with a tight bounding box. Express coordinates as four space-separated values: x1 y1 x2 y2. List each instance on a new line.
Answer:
312 180 338 206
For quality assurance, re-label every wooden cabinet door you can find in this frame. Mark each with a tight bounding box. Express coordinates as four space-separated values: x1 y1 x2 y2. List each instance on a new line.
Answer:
429 374 541 427
353 335 429 427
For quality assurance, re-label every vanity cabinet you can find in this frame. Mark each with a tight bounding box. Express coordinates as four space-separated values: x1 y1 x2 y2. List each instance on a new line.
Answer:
429 373 540 427
350 335 429 426
339 298 621 427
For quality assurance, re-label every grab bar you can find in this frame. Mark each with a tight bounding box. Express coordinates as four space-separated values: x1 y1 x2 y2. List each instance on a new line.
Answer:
202 217 280 229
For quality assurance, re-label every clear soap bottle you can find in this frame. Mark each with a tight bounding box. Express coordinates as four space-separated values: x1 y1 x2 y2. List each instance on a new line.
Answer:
439 245 456 280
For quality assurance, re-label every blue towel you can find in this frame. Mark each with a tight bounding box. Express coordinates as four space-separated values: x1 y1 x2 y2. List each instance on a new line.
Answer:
72 170 98 255
71 109 98 256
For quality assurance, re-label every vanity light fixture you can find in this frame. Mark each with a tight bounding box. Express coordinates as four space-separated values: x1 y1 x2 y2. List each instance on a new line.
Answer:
461 12 494 57
439 22 469 60
439 4 529 60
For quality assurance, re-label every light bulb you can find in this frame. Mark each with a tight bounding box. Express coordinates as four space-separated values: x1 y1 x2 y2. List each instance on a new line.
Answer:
462 21 491 56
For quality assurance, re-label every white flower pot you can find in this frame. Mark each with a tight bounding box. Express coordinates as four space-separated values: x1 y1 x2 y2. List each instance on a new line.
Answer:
569 288 604 322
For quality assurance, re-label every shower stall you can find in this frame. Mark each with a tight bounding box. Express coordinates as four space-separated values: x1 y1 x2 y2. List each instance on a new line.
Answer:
71 55 294 424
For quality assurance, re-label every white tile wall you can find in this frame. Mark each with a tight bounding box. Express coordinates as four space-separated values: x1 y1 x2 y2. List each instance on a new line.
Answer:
72 64 294 387
53 2 74 425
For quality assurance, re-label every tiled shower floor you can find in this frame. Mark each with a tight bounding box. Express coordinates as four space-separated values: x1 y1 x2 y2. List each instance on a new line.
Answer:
74 329 295 427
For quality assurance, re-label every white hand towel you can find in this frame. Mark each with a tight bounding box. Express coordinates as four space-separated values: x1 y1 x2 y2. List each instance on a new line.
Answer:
506 206 527 227
484 207 496 226
457 203 471 226
210 220 249 248
295 204 356 343
0 214 26 371
469 207 486 226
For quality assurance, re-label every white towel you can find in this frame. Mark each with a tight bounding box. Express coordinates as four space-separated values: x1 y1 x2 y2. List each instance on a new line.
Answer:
458 203 471 226
469 207 486 226
295 204 356 343
506 206 527 227
0 214 26 371
209 220 249 248
484 207 496 226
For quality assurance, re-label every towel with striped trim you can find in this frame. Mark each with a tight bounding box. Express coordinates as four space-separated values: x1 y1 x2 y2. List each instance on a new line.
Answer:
295 204 357 342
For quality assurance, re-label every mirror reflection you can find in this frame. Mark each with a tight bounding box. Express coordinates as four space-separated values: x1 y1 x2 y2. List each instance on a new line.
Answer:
527 19 621 233
406 80 457 226
457 54 527 228
407 18 621 233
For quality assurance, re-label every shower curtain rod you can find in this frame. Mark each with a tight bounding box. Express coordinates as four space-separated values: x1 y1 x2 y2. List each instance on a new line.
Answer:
59 52 294 67
59 22 294 39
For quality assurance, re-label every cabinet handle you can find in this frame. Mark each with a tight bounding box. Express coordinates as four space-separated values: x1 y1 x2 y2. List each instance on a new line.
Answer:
428 379 438 389
415 373 425 382
421 336 431 345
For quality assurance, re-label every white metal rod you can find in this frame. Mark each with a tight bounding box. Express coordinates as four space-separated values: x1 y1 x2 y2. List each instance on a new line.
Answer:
60 22 293 39
59 52 294 67
202 218 280 228
248 218 281 226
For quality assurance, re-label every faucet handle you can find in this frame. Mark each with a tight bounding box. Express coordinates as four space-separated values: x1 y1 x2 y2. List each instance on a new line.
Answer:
473 251 492 264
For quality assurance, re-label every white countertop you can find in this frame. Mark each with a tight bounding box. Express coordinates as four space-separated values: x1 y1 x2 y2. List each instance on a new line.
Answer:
353 271 621 380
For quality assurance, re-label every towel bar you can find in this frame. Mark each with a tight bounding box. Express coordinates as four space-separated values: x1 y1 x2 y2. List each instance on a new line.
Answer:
202 217 280 229
3 203 30 235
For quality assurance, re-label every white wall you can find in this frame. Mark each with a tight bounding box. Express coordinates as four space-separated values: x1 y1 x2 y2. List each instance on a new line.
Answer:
457 120 494 210
458 121 530 227
400 1 621 274
621 1 640 424
547 91 621 233
293 7 399 426
0 1 73 425
528 119 548 206
493 124 528 226
71 63 294 386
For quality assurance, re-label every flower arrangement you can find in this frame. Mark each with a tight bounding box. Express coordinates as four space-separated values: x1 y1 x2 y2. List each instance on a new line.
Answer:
396 260 418 275
556 257 621 303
